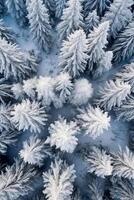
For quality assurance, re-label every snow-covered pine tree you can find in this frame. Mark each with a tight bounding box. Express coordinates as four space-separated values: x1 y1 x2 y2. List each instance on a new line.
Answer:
116 63 134 90
6 0 28 27
77 105 111 139
23 77 37 98
70 79 93 106
85 146 113 178
57 0 83 41
11 83 24 100
27 0 52 52
111 178 134 200
103 0 133 39
96 79 131 111
112 21 134 63
0 103 12 131
0 19 16 43
55 0 67 19
59 29 89 77
88 176 104 200
36 76 55 107
46 117 79 153
87 21 109 71
43 0 55 13
84 0 111 17
43 158 76 200
0 130 17 154
0 160 37 200
54 72 73 103
93 51 113 78
112 147 134 179
11 99 47 133
0 37 35 80
20 135 51 166
85 10 99 35
116 95 134 122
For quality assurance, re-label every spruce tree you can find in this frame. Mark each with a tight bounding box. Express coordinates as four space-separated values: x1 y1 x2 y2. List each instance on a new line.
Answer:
85 10 99 34
27 0 52 52
55 0 67 19
57 0 83 41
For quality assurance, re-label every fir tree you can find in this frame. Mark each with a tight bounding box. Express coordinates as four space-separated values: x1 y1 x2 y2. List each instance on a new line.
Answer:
11 99 47 133
43 158 76 200
20 135 51 166
112 147 134 179
6 0 28 27
112 22 134 62
59 29 89 77
0 160 37 200
103 0 133 39
27 0 52 52
111 178 134 200
0 37 35 80
55 0 67 19
57 0 83 41
87 21 109 70
77 105 111 139
70 79 93 106
85 10 99 34
85 146 113 178
47 117 79 153
84 0 111 17
96 79 131 111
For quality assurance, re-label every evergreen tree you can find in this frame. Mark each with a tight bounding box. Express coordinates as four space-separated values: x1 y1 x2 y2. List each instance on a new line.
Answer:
111 178 134 200
43 158 76 200
23 77 37 98
11 83 24 100
0 37 35 80
57 0 83 41
87 21 109 70
112 147 134 179
20 135 51 166
11 99 47 133
96 79 131 111
85 146 113 178
0 160 37 200
85 10 99 35
55 0 67 19
70 79 93 106
47 117 79 153
27 0 52 52
116 95 134 122
77 105 111 139
112 22 134 62
6 0 28 27
103 0 133 39
59 29 89 77
84 0 111 17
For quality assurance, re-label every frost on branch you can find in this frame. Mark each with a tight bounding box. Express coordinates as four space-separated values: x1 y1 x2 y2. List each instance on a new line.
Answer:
43 158 76 200
85 146 113 178
111 178 134 200
0 19 16 42
96 79 131 111
0 160 37 200
27 0 52 52
0 38 35 80
23 77 37 98
36 76 55 107
20 135 51 166
103 0 133 39
55 0 67 19
85 10 99 34
112 22 134 62
0 103 12 131
112 147 134 180
116 95 134 122
11 99 47 133
11 83 24 100
77 105 111 139
87 21 109 70
54 72 73 103
57 0 83 41
0 83 13 102
59 29 89 77
70 79 93 106
47 117 79 153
